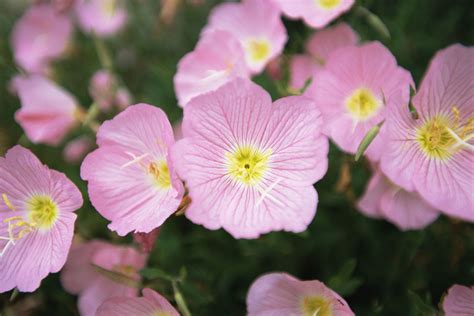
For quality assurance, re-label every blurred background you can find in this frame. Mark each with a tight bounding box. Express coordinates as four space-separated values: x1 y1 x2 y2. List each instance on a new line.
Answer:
0 0 473 315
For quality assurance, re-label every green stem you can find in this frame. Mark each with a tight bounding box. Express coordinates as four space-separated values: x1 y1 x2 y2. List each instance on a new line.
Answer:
172 280 191 316
92 33 114 71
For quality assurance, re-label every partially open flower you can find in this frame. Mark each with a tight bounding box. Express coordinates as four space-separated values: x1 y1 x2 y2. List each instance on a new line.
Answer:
247 272 354 316
75 0 128 37
11 3 72 73
13 75 81 146
272 0 355 29
61 240 147 316
203 0 287 74
0 145 82 292
97 288 179 316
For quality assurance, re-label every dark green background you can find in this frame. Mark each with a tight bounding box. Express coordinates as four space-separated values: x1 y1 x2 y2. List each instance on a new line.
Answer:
0 0 473 315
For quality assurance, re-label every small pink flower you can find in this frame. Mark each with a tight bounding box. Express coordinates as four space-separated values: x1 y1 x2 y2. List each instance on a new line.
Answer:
11 3 72 73
171 78 329 238
272 0 355 29
309 42 413 161
358 168 439 230
75 0 128 37
63 136 95 164
96 288 179 316
0 145 82 292
174 30 250 107
61 240 147 316
13 75 80 146
442 284 474 316
203 0 287 74
290 23 358 91
380 44 474 222
81 104 184 236
247 272 354 316
89 69 117 111
133 228 160 253
115 88 132 110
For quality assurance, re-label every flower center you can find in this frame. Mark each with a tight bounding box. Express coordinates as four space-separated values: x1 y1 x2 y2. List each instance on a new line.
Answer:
101 0 117 17
27 195 58 230
113 264 136 278
301 296 333 316
345 88 382 121
317 0 341 9
148 161 171 189
246 39 271 63
416 110 473 160
226 145 271 186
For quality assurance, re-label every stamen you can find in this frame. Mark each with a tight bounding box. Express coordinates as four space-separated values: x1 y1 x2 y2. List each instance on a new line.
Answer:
3 216 23 223
2 193 16 211
120 152 149 169
451 106 460 127
446 127 474 152
255 178 284 207
0 239 14 257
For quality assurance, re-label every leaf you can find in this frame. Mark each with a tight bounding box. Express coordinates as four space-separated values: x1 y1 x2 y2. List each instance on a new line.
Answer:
355 121 384 161
407 290 438 316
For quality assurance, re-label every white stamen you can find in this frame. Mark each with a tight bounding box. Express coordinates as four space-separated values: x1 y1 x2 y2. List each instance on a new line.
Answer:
446 128 474 151
255 178 284 207
120 152 149 169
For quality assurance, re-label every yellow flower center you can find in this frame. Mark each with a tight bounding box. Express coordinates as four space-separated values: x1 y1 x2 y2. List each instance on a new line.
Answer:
226 145 272 186
27 195 58 230
301 296 333 316
246 39 271 63
345 88 382 121
416 109 473 160
317 0 341 9
148 161 171 189
101 0 117 17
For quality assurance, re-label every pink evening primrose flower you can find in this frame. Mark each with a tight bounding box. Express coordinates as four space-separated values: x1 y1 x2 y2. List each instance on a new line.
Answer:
442 284 474 316
75 0 128 37
357 167 439 231
380 44 474 222
81 104 184 236
174 30 250 107
308 42 413 161
289 23 358 91
96 288 179 316
61 240 147 316
0 145 82 292
247 272 354 316
171 78 329 239
11 3 72 74
13 75 81 146
203 0 287 74
272 0 354 29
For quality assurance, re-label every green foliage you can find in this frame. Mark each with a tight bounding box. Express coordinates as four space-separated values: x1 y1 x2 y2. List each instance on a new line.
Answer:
0 0 473 315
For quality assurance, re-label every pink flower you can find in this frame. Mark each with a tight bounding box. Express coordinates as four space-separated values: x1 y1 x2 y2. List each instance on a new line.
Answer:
289 23 358 91
75 0 128 37
380 44 474 222
272 0 355 29
13 75 80 146
174 30 250 107
247 272 354 316
358 167 439 230
203 0 287 74
171 78 329 238
115 88 132 110
11 4 72 73
63 136 95 164
61 240 147 316
81 104 184 236
89 69 117 111
308 42 413 161
442 284 474 316
0 145 82 292
96 288 179 316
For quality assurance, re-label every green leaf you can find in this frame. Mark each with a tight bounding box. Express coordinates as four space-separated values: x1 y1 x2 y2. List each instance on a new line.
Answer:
407 290 438 316
355 121 384 161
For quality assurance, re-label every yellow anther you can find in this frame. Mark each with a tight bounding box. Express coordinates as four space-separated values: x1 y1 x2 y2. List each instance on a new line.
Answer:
4 216 23 223
2 193 16 211
451 106 460 127
17 227 34 239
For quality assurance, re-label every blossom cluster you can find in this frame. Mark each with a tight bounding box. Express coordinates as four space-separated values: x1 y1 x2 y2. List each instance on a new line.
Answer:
1 0 472 315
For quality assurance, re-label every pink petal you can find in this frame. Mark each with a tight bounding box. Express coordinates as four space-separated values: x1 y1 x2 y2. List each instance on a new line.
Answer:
75 0 128 37
442 284 474 316
357 169 390 219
